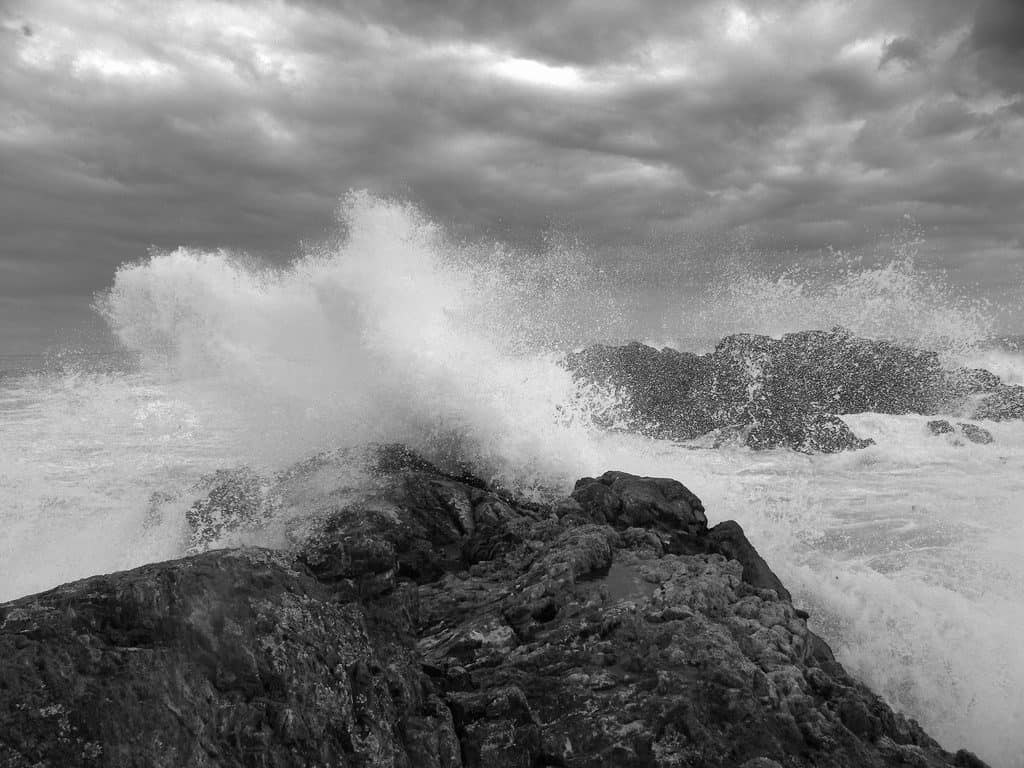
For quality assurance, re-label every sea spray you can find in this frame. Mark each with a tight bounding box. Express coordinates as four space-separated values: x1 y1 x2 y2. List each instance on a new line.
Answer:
96 192 618 487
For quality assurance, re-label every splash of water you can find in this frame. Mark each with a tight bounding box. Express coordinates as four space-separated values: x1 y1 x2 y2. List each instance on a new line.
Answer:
679 254 993 356
96 191 615 487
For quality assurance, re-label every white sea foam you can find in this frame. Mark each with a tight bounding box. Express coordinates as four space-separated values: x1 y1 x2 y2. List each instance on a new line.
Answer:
1 193 1022 766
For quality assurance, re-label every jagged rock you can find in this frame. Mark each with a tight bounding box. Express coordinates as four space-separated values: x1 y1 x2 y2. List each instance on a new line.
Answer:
973 385 1024 421
0 460 989 768
564 328 1021 454
957 423 994 445
928 420 955 435
0 548 461 768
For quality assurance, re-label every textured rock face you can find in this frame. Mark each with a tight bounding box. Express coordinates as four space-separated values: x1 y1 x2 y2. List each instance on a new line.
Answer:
0 459 988 768
973 385 1024 421
564 328 1012 453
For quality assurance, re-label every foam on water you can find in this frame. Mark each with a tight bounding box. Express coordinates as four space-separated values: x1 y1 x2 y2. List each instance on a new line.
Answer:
2 193 1023 766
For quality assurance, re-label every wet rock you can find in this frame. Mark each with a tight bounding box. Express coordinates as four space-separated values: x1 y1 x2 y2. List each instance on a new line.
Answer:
563 327 951 453
571 471 707 536
0 549 460 768
0 461 988 768
957 423 994 444
562 342 704 438
973 385 1024 421
946 368 1002 396
745 414 874 454
185 467 275 554
928 420 955 435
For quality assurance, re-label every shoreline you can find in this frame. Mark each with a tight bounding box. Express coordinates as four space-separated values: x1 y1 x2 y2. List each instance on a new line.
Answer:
0 452 992 767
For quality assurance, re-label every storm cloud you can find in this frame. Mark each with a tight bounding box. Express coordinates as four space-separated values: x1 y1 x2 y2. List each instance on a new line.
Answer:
1 0 1022 350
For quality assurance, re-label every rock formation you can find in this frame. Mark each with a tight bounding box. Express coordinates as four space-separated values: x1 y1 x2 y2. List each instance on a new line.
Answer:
564 328 1015 453
0 450 989 767
926 420 994 445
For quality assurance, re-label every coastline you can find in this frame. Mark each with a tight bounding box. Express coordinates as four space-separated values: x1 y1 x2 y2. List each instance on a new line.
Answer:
0 451 991 767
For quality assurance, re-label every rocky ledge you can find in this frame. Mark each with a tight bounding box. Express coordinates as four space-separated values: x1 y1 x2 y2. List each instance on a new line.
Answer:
564 327 1020 453
0 453 988 767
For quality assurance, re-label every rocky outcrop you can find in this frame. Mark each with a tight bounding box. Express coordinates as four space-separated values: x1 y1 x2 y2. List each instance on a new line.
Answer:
927 420 956 435
0 453 988 767
926 420 994 445
564 327 1014 453
973 385 1024 421
958 423 994 444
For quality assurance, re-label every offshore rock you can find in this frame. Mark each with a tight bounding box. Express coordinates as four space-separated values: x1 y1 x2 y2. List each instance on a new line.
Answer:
973 384 1024 421
563 328 1006 454
0 461 988 768
926 420 994 445
957 423 994 445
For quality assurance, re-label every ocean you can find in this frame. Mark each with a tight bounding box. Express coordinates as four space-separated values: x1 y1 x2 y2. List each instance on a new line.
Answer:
1 193 1022 767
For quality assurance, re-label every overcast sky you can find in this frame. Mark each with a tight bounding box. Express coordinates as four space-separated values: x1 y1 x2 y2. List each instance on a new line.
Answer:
2 0 1023 352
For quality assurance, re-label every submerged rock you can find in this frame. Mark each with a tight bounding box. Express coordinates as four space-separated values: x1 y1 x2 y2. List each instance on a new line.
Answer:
927 420 955 435
0 460 988 767
957 423 994 445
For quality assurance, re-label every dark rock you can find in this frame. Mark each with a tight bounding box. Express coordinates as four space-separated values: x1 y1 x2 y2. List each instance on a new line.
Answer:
0 548 460 768
571 471 707 536
563 327 955 453
973 385 1024 421
562 342 703 438
957 423 994 445
0 459 989 768
946 368 1002 396
928 420 955 435
704 520 791 601
744 414 874 454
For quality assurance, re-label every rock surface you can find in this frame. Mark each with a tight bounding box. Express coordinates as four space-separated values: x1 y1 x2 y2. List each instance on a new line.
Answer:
973 385 1024 421
926 420 994 445
0 454 989 768
565 328 1014 453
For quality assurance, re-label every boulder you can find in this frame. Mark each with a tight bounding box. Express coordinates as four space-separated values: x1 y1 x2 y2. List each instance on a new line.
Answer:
0 458 990 768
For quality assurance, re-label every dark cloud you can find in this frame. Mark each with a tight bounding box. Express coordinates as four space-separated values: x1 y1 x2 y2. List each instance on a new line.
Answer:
968 0 1024 94
2 0 1024 350
880 36 924 69
905 99 984 138
971 0 1024 53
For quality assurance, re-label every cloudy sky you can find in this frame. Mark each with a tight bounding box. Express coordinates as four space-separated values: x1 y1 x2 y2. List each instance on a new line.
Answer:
1 0 1023 352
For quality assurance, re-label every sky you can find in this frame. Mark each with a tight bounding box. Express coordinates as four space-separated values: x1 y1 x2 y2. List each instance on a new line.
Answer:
1 0 1023 353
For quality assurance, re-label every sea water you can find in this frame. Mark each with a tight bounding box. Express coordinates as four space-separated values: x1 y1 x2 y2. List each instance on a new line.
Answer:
1 192 1022 767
